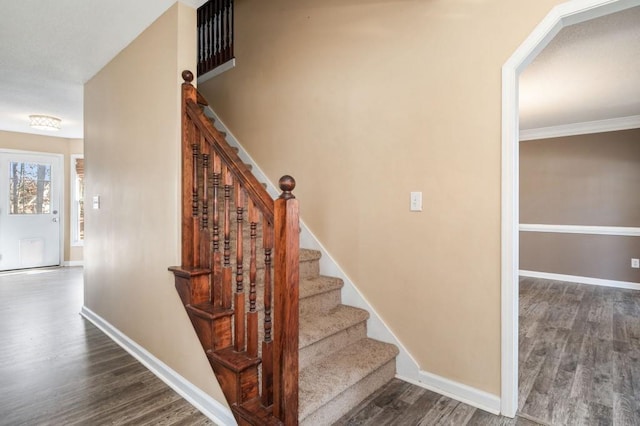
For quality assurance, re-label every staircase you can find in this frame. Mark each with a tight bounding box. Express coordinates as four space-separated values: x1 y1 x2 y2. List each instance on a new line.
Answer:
171 70 398 425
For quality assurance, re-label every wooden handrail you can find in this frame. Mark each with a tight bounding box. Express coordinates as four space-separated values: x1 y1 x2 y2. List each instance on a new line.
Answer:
172 70 299 425
183 99 274 224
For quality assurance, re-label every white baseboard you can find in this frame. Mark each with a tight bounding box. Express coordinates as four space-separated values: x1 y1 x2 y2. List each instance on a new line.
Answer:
203 108 421 382
401 370 501 415
80 306 236 426
63 260 84 267
520 270 640 290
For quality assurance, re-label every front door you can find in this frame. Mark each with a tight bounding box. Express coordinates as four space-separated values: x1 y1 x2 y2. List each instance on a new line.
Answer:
0 151 62 271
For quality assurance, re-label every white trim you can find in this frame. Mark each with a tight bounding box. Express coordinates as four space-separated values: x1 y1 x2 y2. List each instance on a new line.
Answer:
80 306 236 426
519 224 640 236
520 115 640 141
70 154 84 247
203 107 422 382
401 371 501 415
197 59 236 85
63 260 84 267
520 270 640 290
501 0 640 418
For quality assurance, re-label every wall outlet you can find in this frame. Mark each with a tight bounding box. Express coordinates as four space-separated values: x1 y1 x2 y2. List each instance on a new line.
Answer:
632 258 640 269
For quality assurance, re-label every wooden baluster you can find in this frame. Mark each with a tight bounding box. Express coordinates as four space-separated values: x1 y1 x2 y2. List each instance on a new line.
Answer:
192 141 201 268
222 165 232 310
273 176 299 425
206 2 213 72
197 7 202 74
217 0 223 65
211 0 220 65
181 71 196 268
261 223 274 407
228 0 234 60
247 199 259 358
200 137 211 269
223 0 229 60
211 153 222 306
234 182 245 352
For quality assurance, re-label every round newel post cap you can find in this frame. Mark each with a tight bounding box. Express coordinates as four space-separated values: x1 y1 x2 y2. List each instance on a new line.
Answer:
279 175 296 199
182 70 194 84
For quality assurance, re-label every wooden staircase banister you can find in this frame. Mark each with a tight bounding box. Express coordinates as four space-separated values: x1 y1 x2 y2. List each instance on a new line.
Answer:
172 70 299 425
183 98 274 225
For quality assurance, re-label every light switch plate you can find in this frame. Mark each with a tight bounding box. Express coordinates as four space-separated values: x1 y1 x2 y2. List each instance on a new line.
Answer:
92 195 100 210
410 192 422 212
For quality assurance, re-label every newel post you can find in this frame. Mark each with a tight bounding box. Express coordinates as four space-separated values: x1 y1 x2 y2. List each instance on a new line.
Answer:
273 175 300 425
181 70 198 268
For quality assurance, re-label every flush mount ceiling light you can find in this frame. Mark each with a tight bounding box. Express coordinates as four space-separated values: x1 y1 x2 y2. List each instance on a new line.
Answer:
29 115 61 131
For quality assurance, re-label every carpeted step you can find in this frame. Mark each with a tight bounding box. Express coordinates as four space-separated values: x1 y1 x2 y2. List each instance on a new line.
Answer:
299 305 368 370
299 275 343 314
248 275 343 316
299 338 399 425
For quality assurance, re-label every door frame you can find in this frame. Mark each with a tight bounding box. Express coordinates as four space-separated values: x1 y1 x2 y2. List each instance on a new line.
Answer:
0 148 64 269
500 0 640 417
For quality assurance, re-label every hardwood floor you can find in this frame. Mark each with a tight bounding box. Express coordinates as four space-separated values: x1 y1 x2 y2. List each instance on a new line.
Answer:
518 277 640 426
3 269 637 425
0 267 214 426
336 278 640 426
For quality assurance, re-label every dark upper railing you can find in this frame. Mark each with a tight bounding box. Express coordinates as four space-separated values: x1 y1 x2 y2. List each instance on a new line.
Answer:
197 0 234 76
171 70 299 425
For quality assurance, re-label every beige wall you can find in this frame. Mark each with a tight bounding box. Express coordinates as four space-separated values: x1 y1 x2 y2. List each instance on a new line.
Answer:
521 233 640 282
520 129 640 282
84 2 227 406
199 0 564 395
0 130 84 262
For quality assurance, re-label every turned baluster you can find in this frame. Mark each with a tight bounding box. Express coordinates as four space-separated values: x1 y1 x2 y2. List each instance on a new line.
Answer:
234 182 245 352
222 165 232 310
191 142 201 268
247 199 259 358
200 141 211 269
261 224 274 406
211 153 222 306
205 2 212 71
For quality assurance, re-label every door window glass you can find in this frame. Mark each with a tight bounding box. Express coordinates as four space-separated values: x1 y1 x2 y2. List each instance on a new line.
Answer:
9 162 51 214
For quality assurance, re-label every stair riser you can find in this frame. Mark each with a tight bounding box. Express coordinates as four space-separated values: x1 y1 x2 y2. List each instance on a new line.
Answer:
299 321 367 370
188 312 232 351
300 361 396 425
213 256 319 282
300 288 341 315
244 283 341 315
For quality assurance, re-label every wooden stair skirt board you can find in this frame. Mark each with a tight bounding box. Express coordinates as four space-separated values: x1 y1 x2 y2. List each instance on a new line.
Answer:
171 70 399 425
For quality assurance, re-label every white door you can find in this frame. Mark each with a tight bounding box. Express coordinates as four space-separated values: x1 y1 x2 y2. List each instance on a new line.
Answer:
0 151 62 271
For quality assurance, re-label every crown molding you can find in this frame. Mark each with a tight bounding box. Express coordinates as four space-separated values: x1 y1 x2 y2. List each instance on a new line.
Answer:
519 115 640 141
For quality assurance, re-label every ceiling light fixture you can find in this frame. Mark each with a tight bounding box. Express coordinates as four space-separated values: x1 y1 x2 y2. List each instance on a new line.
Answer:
29 115 62 131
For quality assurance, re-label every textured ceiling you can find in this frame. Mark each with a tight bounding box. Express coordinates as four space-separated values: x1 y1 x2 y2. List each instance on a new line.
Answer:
0 2 638 138
0 0 204 139
520 6 640 131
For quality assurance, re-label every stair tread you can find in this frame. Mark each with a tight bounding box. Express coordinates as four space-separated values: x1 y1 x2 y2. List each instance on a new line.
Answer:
299 248 321 262
235 398 281 425
299 275 343 300
187 303 233 319
298 338 399 420
299 305 369 349
208 347 261 372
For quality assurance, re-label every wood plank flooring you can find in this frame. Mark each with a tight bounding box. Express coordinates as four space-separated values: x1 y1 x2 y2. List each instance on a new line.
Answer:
336 278 640 425
0 267 214 426
3 269 638 425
